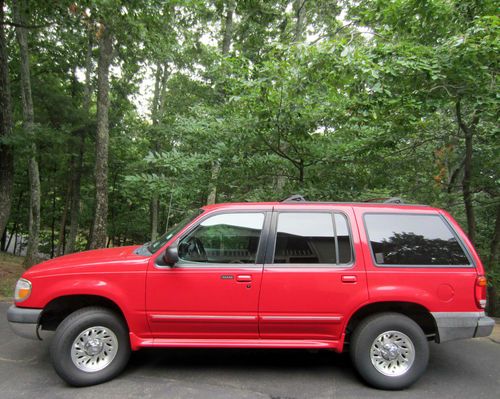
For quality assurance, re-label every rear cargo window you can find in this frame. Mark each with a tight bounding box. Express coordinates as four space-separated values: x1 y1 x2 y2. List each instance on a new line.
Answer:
364 214 470 266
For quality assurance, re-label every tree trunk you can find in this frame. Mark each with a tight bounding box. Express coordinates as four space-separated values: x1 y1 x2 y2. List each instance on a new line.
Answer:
298 160 304 184
6 190 23 252
14 0 41 267
56 181 71 256
89 25 113 249
207 1 235 205
274 1 306 192
462 127 476 243
486 204 500 316
108 169 118 247
50 182 56 258
0 228 6 251
151 63 162 122
456 99 478 244
221 0 235 54
65 130 84 253
293 0 307 42
6 222 16 251
149 62 170 240
0 0 14 240
206 162 221 205
151 194 159 241
158 62 169 120
66 36 92 254
13 230 18 255
149 63 162 240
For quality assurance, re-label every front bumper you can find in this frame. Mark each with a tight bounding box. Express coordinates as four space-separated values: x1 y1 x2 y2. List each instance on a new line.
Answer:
431 311 495 343
7 305 43 340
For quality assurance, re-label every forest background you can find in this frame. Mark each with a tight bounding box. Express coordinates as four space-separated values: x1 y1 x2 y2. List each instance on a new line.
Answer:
0 0 498 314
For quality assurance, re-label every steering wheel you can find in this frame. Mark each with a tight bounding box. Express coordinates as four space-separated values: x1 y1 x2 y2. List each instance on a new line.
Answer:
180 236 207 262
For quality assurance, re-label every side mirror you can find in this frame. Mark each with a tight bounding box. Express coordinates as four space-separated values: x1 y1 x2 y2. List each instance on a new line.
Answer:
163 245 179 267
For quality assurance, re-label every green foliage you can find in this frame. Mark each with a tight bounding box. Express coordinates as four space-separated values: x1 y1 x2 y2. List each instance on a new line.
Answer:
2 1 498 304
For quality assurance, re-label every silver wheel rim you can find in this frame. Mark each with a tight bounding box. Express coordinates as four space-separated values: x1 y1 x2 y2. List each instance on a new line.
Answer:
370 330 415 377
71 326 118 372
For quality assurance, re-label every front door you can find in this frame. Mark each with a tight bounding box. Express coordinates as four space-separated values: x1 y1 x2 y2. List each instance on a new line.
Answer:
258 207 368 341
146 211 269 339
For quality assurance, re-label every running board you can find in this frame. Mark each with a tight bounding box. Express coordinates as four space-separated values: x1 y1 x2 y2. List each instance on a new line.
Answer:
129 333 343 352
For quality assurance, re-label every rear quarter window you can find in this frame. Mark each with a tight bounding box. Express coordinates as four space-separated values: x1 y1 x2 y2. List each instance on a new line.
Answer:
364 213 471 267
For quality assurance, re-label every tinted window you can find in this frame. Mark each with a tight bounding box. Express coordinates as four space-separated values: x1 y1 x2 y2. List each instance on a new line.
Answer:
178 213 264 264
273 212 352 264
148 209 203 254
364 214 469 266
335 214 353 264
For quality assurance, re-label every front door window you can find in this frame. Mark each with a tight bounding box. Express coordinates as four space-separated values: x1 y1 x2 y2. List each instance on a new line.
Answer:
178 213 265 264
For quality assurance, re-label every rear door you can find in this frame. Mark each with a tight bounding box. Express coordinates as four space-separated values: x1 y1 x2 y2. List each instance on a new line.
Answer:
258 206 368 341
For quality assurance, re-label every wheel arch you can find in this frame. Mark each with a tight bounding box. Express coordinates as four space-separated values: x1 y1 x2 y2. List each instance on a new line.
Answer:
344 301 438 346
39 294 129 332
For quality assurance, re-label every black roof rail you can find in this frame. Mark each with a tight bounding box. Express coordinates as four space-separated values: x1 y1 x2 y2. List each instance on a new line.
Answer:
383 197 404 204
363 197 405 204
278 195 412 205
281 194 307 203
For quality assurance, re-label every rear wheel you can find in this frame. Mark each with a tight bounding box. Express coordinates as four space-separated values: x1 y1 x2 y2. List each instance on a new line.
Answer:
350 312 429 390
50 307 130 386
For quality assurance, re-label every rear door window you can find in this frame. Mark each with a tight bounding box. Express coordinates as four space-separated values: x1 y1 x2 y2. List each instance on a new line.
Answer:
364 213 470 266
273 212 353 265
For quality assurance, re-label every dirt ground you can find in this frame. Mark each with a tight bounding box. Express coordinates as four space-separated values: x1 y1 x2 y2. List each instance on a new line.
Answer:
0 252 25 300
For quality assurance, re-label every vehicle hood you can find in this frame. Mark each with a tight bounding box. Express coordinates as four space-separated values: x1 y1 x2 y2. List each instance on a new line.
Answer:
25 246 148 276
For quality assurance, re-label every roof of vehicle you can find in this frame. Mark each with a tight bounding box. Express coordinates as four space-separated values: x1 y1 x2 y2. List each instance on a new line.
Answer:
202 200 435 212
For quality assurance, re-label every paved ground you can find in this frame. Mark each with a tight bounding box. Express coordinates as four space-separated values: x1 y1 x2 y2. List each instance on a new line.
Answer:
1 302 499 399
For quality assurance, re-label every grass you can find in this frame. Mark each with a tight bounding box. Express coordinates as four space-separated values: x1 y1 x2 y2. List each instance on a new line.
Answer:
0 252 25 300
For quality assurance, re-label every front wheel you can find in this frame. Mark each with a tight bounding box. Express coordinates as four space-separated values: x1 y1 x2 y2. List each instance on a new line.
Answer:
350 312 429 390
50 307 131 386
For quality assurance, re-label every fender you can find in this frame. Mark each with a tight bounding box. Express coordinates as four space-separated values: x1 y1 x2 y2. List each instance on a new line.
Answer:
367 285 433 307
27 273 149 337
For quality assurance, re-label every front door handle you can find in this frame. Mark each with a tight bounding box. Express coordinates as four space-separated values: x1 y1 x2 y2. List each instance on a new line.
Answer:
341 275 357 283
236 275 252 282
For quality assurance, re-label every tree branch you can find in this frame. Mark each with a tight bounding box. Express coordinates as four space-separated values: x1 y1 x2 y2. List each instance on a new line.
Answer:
0 20 53 29
258 133 300 167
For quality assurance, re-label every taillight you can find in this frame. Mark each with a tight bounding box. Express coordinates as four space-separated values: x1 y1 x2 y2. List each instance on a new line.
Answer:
475 275 487 309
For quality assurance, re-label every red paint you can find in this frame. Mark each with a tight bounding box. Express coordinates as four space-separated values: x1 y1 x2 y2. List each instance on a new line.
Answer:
16 202 485 353
146 266 262 339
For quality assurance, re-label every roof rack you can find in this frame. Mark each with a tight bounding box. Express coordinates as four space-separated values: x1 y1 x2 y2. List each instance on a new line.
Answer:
281 195 406 204
281 194 307 203
363 197 404 204
384 197 404 204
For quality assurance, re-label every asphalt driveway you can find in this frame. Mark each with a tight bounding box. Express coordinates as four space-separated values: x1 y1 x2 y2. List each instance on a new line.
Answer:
1 302 499 399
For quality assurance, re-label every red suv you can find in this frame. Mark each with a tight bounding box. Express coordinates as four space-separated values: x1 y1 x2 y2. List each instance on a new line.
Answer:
7 197 494 389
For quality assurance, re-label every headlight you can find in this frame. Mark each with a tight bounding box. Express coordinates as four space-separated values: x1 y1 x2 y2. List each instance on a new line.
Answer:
14 278 32 302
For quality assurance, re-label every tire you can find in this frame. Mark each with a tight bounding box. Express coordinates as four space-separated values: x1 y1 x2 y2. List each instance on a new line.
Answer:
350 312 429 390
50 306 131 387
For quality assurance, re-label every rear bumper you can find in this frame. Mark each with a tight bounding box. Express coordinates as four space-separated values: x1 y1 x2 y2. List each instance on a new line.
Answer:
431 311 495 343
6 305 43 340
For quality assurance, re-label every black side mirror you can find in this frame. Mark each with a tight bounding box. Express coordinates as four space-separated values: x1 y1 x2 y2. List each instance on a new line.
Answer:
163 245 179 266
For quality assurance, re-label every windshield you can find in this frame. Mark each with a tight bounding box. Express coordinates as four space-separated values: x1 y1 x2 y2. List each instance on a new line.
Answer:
147 209 204 254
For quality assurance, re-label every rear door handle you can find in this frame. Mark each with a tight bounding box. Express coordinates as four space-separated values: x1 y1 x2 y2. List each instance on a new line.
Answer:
236 275 252 282
341 275 357 283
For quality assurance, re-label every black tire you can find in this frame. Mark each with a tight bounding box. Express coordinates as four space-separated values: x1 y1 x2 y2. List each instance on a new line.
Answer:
50 306 131 387
350 312 429 390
